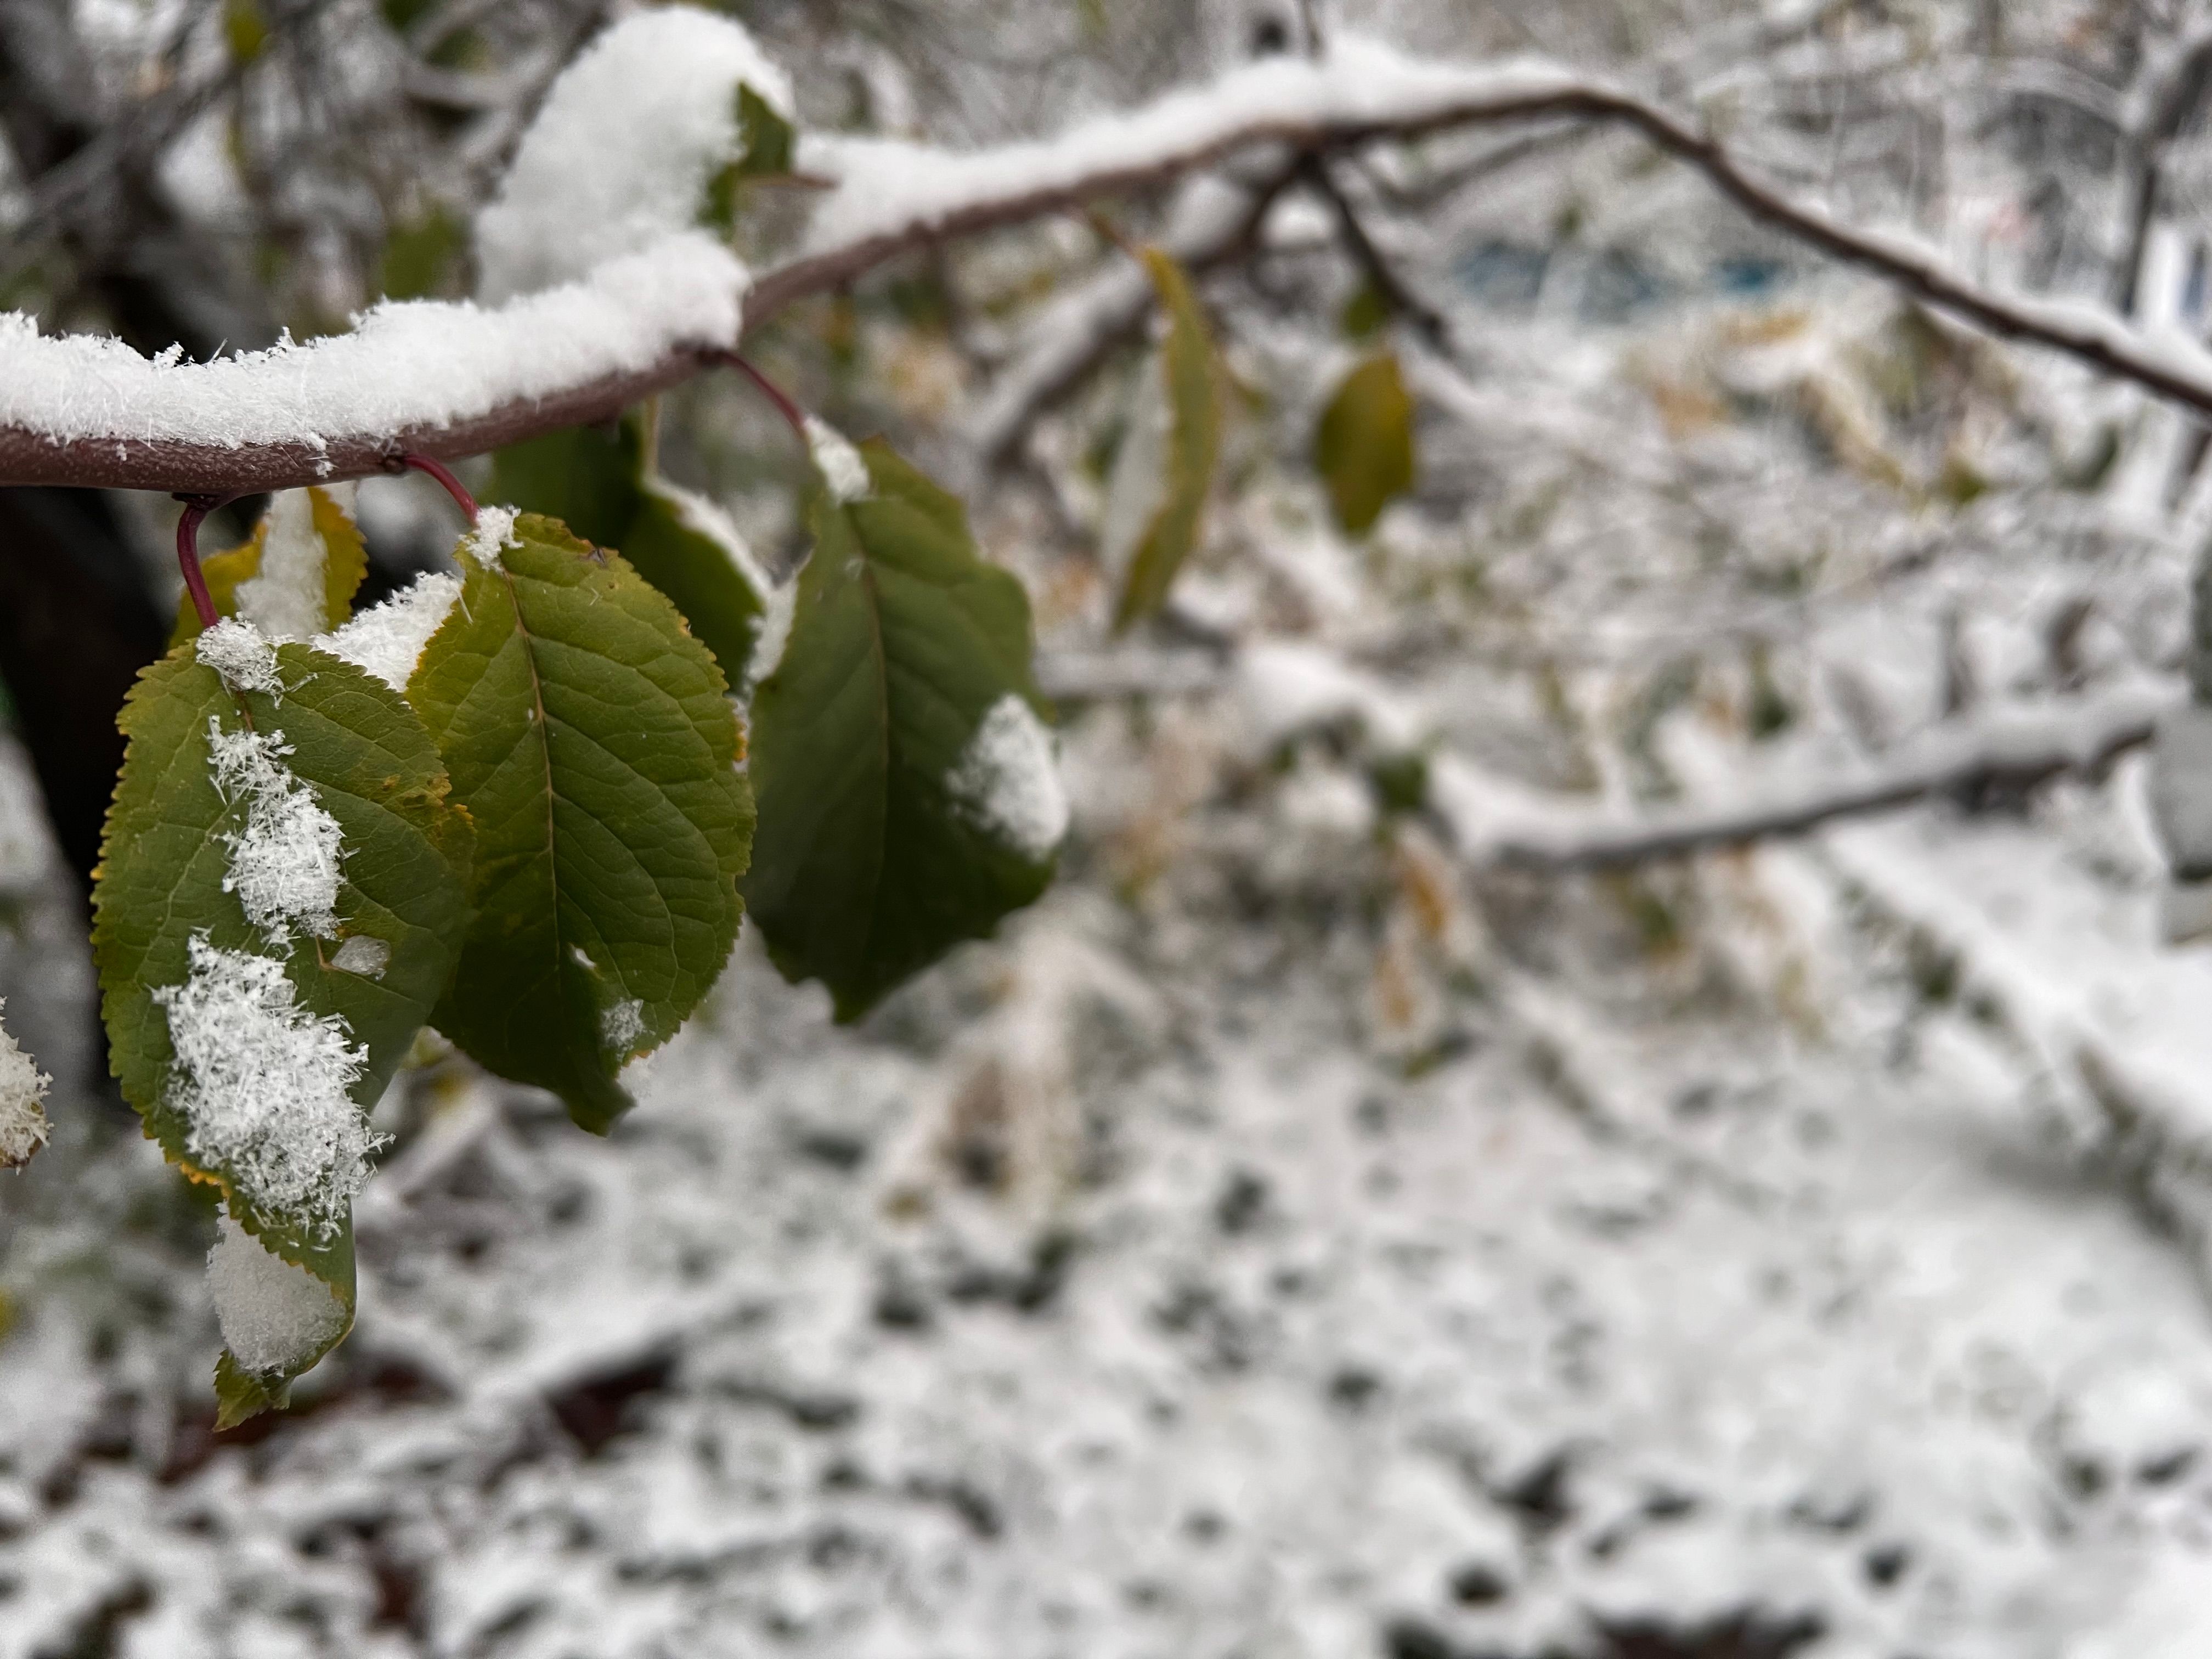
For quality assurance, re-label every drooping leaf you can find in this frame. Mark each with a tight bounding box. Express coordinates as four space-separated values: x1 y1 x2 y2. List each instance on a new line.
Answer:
1314 351 1417 537
488 417 769 681
1107 249 1222 631
746 437 1064 1021
93 637 475 1413
409 513 754 1132
172 487 369 647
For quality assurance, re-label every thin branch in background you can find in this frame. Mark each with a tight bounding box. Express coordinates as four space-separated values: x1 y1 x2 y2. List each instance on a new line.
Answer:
22 57 2212 490
1297 153 1455 356
1443 686 2168 872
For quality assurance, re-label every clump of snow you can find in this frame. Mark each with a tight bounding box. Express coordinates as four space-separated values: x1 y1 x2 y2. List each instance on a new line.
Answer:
154 936 381 1240
601 998 646 1057
946 695 1068 862
206 1212 347 1375
235 488 341 642
748 579 798 687
329 936 390 979
459 505 520 571
195 616 281 695
475 7 795 302
206 719 345 944
0 236 746 451
805 416 871 504
0 998 50 1170
314 571 461 692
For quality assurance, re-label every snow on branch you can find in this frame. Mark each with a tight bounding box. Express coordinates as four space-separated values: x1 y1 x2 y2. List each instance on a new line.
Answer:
1438 686 2171 873
12 34 2212 493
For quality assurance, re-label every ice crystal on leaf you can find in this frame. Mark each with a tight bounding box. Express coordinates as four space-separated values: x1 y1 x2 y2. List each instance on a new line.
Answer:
0 1000 50 1170
207 720 345 944
154 937 381 1241
207 1213 348 1375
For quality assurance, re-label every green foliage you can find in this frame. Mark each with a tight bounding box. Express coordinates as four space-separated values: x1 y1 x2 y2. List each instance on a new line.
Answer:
489 417 768 681
1111 249 1222 631
746 439 1058 1021
1314 352 1417 537
378 204 466 302
702 83 799 232
171 488 368 647
223 0 268 64
409 514 754 1131
93 640 474 1411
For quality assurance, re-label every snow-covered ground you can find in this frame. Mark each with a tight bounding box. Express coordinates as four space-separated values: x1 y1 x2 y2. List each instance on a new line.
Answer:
5 682 2212 1657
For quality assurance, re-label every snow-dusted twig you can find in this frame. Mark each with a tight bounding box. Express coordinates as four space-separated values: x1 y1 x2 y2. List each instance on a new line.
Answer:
12 37 2212 492
1441 686 2171 872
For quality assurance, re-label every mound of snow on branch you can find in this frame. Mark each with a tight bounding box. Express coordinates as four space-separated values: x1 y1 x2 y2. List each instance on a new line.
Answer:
475 7 794 302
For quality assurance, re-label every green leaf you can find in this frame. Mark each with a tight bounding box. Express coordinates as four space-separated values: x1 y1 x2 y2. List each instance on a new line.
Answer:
172 487 369 647
702 82 799 232
409 514 754 1131
1108 249 1222 632
379 203 465 302
224 0 268 64
93 637 475 1414
1314 351 1417 537
488 417 768 682
746 438 1062 1021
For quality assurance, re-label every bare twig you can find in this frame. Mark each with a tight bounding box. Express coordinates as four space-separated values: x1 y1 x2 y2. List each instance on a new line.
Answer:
1440 686 2169 872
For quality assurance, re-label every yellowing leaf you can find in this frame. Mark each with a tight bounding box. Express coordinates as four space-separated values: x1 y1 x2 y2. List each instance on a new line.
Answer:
1108 249 1222 632
1314 352 1416 537
172 488 369 647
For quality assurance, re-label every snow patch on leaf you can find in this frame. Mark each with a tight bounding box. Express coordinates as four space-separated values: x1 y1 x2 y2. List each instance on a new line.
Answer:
195 616 281 695
601 998 646 1057
749 579 798 687
330 936 390 979
461 506 520 571
235 490 330 641
475 7 794 302
154 936 381 1241
946 696 1068 862
207 719 345 944
207 1212 348 1375
314 571 461 692
806 417 871 504
0 999 50 1170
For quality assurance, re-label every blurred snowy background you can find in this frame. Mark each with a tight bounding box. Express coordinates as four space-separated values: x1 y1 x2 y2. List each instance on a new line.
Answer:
9 0 2212 1654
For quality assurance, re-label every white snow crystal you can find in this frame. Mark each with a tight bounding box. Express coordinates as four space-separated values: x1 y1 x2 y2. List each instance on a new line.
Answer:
460 505 520 571
154 936 381 1240
805 416 872 504
0 999 50 1170
206 1213 348 1374
235 489 336 642
329 936 390 979
475 7 795 302
601 998 646 1056
195 616 281 695
945 695 1069 862
207 719 345 943
748 579 798 687
314 571 461 692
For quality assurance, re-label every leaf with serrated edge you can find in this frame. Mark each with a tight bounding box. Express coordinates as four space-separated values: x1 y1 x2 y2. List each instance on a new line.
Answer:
94 639 473 1415
172 487 369 646
409 513 753 1132
1111 248 1222 632
1314 351 1416 538
746 439 1060 1020
489 417 768 682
